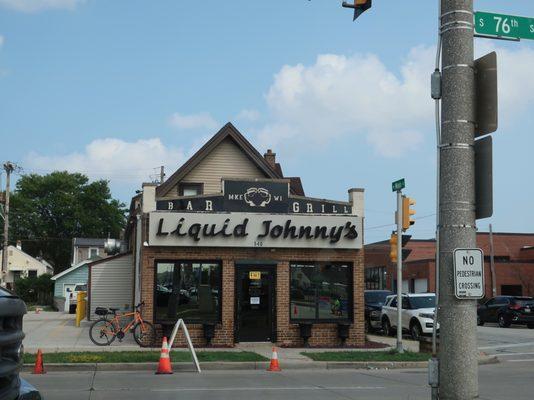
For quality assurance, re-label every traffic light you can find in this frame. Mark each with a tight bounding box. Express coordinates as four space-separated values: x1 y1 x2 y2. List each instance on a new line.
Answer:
342 0 372 21
389 232 398 264
402 196 416 231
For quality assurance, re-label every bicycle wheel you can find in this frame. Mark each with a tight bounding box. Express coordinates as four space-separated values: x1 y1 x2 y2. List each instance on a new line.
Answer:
89 319 117 346
133 321 156 347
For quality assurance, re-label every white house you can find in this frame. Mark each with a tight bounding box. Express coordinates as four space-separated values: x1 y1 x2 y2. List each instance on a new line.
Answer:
0 243 54 289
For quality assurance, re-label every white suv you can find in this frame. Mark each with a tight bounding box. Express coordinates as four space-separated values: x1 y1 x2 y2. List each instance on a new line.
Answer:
380 293 438 340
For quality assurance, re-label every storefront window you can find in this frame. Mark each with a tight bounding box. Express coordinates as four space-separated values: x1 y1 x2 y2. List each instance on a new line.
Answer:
290 262 352 322
155 261 221 323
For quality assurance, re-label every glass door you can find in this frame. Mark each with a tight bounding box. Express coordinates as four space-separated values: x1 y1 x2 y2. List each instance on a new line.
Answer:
235 267 275 342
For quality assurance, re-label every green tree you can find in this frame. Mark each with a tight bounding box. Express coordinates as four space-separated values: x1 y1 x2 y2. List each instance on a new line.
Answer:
10 171 126 273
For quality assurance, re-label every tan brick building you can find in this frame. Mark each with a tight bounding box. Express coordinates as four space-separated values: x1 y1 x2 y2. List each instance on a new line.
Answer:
365 233 534 299
126 123 366 347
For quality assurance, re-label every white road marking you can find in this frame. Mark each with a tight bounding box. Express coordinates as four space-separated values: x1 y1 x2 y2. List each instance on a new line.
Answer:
478 341 534 350
494 352 534 357
153 386 385 392
506 359 534 363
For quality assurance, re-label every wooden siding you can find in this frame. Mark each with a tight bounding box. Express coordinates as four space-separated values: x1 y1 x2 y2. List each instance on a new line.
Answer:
162 137 267 198
89 254 134 320
53 265 88 298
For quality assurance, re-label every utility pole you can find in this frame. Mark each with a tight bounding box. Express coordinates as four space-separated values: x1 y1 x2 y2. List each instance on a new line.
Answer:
395 188 403 353
439 1 478 399
1 162 14 287
160 166 165 184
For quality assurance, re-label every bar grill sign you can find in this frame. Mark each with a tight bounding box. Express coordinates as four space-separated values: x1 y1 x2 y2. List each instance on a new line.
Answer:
453 248 485 299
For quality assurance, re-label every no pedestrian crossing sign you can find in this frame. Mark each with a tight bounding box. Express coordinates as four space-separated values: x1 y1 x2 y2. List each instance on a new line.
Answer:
453 248 485 299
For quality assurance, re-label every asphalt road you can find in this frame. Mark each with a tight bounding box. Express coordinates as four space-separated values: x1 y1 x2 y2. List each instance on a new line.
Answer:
21 323 534 399
477 323 534 361
22 363 533 400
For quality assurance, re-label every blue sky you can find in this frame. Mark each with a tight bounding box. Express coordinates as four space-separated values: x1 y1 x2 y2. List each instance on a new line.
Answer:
1 0 533 243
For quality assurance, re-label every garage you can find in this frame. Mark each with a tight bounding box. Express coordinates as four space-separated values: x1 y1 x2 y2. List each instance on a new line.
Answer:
88 253 134 320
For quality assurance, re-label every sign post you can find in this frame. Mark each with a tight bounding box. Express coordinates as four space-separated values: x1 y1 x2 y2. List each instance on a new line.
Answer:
391 179 405 353
474 11 534 41
453 248 485 299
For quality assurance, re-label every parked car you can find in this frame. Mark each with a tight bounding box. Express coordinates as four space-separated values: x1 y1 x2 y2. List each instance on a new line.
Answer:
364 290 393 332
0 286 41 400
381 293 438 340
67 283 87 313
477 296 534 328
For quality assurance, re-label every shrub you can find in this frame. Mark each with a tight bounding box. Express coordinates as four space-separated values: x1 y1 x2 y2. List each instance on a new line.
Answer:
14 274 54 305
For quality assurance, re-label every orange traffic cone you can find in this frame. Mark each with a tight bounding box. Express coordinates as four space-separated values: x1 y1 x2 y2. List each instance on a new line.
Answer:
267 346 281 372
155 337 173 375
33 349 45 374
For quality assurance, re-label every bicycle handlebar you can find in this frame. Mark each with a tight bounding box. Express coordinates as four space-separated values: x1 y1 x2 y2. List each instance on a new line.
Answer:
135 301 145 309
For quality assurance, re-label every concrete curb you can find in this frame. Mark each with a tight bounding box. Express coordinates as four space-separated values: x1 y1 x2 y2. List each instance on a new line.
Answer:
22 356 498 372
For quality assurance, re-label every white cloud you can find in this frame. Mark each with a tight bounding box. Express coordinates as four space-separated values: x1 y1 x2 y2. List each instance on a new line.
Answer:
169 112 218 130
0 36 4 47
0 0 84 12
256 43 534 157
257 48 434 157
236 109 261 122
24 138 187 184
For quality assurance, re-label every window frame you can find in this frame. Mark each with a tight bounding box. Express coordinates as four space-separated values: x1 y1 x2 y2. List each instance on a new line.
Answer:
289 261 353 324
178 182 204 197
153 259 223 325
88 247 100 258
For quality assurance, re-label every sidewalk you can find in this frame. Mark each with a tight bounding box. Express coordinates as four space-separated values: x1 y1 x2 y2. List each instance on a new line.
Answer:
23 312 419 356
23 311 160 352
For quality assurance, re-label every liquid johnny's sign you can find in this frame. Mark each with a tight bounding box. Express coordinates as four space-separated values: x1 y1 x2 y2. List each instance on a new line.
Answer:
148 212 363 249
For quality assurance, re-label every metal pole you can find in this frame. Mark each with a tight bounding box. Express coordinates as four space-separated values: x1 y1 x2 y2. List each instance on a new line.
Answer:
489 224 496 297
439 1 478 399
396 189 403 353
1 162 13 287
160 166 165 184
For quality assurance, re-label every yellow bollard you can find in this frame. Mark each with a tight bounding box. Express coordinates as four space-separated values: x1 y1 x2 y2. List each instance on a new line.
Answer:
75 291 87 327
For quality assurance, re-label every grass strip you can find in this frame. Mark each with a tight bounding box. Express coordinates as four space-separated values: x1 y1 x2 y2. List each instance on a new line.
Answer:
302 350 430 362
24 351 267 364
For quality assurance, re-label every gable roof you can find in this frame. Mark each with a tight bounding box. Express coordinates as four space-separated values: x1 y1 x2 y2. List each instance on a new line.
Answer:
51 259 91 281
156 122 286 197
1 245 54 272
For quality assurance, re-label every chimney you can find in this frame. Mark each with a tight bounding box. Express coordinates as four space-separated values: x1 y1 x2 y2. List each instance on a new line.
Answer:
264 149 276 169
16 240 22 250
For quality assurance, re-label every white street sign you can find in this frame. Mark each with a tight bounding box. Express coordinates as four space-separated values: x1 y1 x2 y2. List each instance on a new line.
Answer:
453 248 485 299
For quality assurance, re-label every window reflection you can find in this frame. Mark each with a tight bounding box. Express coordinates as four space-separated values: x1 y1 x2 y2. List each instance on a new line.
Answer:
290 263 352 321
155 261 221 322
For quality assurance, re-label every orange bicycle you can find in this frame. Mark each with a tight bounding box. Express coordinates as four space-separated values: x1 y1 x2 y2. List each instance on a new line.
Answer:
89 302 156 347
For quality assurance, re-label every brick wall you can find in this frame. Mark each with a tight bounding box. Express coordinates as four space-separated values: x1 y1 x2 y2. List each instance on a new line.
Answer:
140 246 365 347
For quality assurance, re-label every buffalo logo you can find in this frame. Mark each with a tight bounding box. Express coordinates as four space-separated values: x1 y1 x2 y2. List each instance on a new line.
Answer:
244 187 271 207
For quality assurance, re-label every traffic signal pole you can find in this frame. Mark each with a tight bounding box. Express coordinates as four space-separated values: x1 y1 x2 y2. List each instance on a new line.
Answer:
395 189 403 353
439 1 478 399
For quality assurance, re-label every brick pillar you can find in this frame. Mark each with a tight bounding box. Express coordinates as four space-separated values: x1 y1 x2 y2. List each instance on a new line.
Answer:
141 253 154 323
276 261 291 346
351 252 366 346
213 259 235 346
